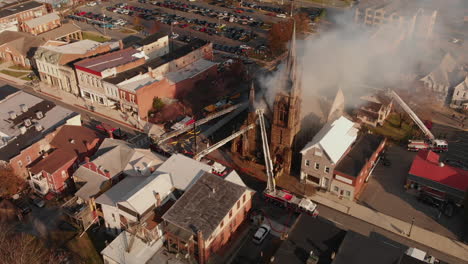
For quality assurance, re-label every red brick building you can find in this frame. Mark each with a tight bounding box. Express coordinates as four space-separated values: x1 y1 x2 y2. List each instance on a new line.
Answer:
162 172 253 264
103 39 217 120
0 30 45 68
28 125 103 195
20 12 61 35
331 134 386 199
0 1 47 26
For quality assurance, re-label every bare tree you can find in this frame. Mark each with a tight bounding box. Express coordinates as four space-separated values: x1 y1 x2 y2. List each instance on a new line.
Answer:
0 164 25 198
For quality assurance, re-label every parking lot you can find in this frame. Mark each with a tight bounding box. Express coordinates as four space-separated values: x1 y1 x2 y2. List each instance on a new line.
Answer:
357 145 464 240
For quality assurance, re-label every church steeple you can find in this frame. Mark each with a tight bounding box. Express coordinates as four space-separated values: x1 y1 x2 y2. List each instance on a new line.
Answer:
284 20 300 99
249 81 255 112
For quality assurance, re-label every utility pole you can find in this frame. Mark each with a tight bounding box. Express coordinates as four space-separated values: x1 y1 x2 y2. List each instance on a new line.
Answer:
407 217 415 237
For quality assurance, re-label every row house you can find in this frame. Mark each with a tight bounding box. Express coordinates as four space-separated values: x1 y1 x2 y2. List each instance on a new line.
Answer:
0 87 80 178
20 12 60 35
74 47 147 107
103 39 216 120
300 116 359 190
0 1 47 29
0 30 45 68
450 76 468 109
28 125 103 195
356 92 393 127
331 134 385 199
63 138 166 230
34 40 119 96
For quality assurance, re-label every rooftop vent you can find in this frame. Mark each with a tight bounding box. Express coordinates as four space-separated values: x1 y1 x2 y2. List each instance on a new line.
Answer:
19 126 27 135
35 123 43 132
36 111 43 119
8 111 16 119
69 139 75 144
20 104 28 113
24 118 32 127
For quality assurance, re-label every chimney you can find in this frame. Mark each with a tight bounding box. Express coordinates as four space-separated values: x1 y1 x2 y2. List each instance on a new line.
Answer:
69 139 75 144
8 111 16 119
85 156 90 163
118 40 124 50
20 104 28 112
108 130 114 139
197 230 205 264
154 192 161 207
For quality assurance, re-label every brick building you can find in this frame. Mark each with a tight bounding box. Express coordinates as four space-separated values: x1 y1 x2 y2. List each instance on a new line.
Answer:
103 39 216 120
74 47 147 107
0 87 80 178
0 1 47 29
28 125 103 195
131 32 169 60
20 12 60 35
35 40 119 96
0 30 45 68
331 134 385 200
162 172 253 264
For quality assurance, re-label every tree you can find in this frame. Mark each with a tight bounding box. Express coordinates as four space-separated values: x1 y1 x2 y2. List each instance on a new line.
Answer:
152 97 165 111
0 222 64 264
0 164 25 198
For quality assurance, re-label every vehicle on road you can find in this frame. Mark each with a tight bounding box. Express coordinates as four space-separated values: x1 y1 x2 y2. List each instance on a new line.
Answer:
87 1 97 6
29 194 45 208
253 224 271 244
276 13 287 18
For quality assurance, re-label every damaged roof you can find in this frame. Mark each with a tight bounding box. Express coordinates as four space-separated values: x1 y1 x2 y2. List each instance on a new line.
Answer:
162 172 248 238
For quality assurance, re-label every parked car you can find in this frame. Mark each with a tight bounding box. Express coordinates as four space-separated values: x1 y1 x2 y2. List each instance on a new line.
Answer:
253 224 271 244
87 1 97 6
29 194 45 208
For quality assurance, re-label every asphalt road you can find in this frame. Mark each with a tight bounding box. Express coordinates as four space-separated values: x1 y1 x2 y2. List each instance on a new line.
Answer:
2 81 139 136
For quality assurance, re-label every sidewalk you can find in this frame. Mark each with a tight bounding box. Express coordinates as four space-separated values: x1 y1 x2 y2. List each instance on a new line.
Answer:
31 82 147 132
307 191 468 261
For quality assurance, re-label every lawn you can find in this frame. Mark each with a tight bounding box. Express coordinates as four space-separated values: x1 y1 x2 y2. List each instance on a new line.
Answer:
0 69 27 78
67 233 103 264
9 64 29 71
304 0 351 7
120 28 136 34
82 31 111 43
369 113 418 142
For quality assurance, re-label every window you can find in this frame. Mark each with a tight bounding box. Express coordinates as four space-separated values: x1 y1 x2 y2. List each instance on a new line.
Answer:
346 191 351 197
307 174 320 185
237 201 240 209
334 186 339 192
229 210 232 218
220 220 224 228
17 160 23 168
314 163 320 170
305 160 310 166
26 156 31 164
112 214 116 221
242 194 246 203
61 170 67 179
324 167 330 173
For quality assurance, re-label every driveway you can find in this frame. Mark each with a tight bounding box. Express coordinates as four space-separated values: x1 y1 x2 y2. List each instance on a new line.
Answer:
357 145 464 239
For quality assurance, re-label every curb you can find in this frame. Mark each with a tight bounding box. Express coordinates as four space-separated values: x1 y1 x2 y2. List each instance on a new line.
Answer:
73 104 144 132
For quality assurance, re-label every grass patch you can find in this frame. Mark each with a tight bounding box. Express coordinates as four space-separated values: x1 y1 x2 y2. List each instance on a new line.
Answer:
8 64 29 71
82 31 111 43
21 75 33 81
368 113 419 142
0 69 28 78
67 232 103 264
120 28 135 34
303 0 350 7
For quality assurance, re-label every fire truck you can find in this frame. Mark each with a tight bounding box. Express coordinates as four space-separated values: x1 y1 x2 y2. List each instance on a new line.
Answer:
257 109 319 217
389 90 448 152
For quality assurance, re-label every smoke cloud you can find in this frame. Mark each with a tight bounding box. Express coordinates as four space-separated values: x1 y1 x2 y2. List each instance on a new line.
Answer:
258 2 465 121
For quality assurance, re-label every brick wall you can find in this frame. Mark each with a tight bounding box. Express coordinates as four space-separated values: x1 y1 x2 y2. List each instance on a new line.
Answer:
0 45 29 68
22 18 61 35
0 5 47 24
114 58 146 75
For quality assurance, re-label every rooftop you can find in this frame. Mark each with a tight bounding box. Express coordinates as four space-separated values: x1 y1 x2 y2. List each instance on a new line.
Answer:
73 166 109 201
335 134 384 177
0 30 46 55
301 116 359 164
0 90 76 161
155 153 212 190
24 12 59 28
37 23 82 41
29 148 76 174
50 125 103 155
272 215 346 264
0 1 43 19
104 39 209 85
101 231 162 264
162 172 248 238
0 85 18 101
74 48 144 74
332 231 408 264
96 173 173 215
166 59 217 84
135 32 167 47
408 150 468 197
117 75 158 92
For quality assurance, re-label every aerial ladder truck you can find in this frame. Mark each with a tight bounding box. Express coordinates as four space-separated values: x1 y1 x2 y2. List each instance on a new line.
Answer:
389 90 448 152
256 109 319 217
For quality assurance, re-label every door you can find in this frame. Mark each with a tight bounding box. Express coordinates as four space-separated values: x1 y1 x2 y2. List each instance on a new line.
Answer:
322 178 329 189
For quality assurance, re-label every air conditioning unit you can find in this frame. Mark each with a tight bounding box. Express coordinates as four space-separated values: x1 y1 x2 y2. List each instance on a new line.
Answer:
20 104 28 112
19 126 27 134
24 118 32 127
35 123 43 131
36 111 43 119
8 111 16 119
